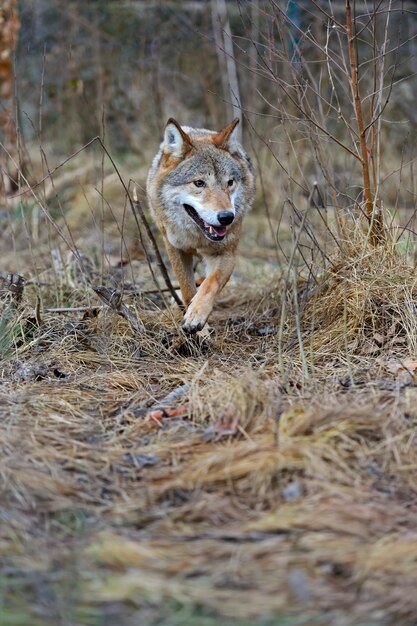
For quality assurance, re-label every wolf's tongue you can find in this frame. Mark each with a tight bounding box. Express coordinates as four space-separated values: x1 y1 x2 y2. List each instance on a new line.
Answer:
204 221 227 237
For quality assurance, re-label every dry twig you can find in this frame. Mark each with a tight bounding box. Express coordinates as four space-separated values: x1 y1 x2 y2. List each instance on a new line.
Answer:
92 286 143 334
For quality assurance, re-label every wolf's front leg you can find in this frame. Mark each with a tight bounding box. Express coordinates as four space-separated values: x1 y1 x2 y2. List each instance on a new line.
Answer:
163 237 196 307
182 254 235 333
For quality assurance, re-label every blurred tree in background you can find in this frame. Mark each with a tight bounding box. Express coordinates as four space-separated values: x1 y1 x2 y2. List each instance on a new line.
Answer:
1 1 416 252
12 2 414 178
17 0 235 156
0 0 25 194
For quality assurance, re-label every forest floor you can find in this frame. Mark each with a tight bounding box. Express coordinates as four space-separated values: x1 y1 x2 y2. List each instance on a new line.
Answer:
1 172 417 626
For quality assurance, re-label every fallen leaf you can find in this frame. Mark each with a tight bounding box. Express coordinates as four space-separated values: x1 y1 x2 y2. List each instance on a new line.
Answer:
386 358 417 377
402 358 417 371
146 403 189 426
373 332 384 346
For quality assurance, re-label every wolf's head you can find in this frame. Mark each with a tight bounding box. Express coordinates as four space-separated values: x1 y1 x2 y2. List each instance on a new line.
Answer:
157 118 255 243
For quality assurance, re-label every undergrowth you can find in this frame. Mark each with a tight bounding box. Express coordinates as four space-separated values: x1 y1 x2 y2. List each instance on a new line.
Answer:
1 2 417 625
1 228 417 625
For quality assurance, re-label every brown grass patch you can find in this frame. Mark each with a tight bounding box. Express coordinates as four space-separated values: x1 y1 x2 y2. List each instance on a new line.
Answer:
1 230 417 625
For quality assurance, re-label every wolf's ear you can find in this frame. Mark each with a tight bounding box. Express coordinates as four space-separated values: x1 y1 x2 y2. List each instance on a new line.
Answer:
212 118 240 150
164 118 193 157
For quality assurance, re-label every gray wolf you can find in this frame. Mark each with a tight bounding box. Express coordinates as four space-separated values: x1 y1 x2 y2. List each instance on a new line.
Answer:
146 118 255 333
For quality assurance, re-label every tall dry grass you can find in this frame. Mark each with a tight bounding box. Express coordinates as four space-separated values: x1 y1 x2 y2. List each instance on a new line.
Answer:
1 2 417 625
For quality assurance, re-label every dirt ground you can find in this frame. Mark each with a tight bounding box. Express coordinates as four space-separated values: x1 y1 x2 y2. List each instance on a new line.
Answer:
2 207 417 626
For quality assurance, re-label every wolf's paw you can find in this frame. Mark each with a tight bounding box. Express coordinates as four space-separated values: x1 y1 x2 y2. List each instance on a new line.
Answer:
181 307 208 334
181 316 205 334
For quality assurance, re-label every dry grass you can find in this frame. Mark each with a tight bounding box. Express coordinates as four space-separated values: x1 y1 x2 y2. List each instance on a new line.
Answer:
2 1 416 622
1 221 417 626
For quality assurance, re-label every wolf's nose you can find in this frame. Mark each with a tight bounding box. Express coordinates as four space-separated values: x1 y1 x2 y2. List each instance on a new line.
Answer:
217 211 234 225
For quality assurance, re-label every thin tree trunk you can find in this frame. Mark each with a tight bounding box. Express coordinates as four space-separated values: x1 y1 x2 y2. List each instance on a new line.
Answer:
345 0 384 245
0 0 22 197
248 0 259 118
211 0 242 140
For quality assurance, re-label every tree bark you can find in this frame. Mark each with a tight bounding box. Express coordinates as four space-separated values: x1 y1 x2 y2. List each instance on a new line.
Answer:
211 0 242 140
345 0 384 245
0 0 23 198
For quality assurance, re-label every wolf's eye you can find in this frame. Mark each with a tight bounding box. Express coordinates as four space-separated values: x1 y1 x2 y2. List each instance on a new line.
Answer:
227 178 235 187
194 180 206 188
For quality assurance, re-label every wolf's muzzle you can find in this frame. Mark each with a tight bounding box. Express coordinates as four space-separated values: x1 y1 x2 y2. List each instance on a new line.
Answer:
217 211 234 226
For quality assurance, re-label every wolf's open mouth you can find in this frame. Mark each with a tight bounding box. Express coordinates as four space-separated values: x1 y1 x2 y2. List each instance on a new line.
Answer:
183 204 227 242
